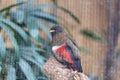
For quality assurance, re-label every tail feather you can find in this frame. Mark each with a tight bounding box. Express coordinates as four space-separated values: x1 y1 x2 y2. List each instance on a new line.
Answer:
74 58 83 72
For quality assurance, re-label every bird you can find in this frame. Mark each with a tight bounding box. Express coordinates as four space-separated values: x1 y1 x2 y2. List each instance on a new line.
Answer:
49 26 83 72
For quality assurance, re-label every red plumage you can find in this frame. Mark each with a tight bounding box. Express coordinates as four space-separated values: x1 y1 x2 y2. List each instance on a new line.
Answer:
53 44 74 65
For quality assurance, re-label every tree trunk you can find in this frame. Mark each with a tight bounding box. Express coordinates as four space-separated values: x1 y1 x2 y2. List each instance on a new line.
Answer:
104 0 120 80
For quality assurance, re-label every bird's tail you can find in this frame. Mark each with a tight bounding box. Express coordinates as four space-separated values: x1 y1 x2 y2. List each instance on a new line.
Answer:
75 58 83 72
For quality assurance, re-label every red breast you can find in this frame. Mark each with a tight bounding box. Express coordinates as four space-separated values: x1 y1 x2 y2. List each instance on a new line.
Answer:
52 44 74 64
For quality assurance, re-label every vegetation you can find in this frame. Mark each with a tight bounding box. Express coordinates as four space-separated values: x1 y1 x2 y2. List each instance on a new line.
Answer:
0 0 81 80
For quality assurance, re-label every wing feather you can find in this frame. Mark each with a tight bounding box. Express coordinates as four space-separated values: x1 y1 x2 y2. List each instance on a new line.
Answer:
66 43 83 72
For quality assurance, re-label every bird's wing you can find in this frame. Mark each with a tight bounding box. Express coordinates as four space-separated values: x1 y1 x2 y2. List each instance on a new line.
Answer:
65 43 83 72
65 34 81 58
65 34 79 47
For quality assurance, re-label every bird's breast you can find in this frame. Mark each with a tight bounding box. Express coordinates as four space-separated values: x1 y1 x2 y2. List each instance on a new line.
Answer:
52 44 74 64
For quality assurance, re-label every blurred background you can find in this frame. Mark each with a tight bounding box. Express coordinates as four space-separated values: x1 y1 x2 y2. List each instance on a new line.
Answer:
0 0 119 80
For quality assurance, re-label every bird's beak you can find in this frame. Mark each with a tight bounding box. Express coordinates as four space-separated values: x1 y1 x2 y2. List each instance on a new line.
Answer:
50 29 55 32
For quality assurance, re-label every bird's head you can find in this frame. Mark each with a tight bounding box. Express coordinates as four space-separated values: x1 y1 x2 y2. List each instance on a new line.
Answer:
50 26 63 37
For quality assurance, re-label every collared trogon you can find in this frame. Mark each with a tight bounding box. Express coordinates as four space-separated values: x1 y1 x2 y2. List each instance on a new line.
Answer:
50 26 83 72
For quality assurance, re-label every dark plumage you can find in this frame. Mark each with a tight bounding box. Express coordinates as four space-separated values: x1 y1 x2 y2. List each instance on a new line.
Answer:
50 26 83 72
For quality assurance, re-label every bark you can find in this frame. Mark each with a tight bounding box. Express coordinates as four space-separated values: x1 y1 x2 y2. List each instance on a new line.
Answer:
104 0 120 80
43 57 89 80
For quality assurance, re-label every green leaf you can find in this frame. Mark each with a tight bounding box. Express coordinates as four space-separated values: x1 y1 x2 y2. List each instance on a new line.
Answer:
0 33 6 59
0 2 25 12
20 46 46 69
37 36 49 47
0 22 19 52
24 16 39 39
80 30 107 42
20 46 45 53
38 19 52 40
36 36 52 55
9 10 25 23
22 50 46 64
30 11 58 24
19 59 37 80
23 0 36 9
59 7 80 23
21 47 46 64
27 0 35 6
0 65 2 72
17 0 23 3
51 0 57 5
27 4 55 12
7 65 16 80
79 47 91 53
22 54 43 69
38 77 48 80
31 17 52 40
32 51 46 65
0 18 28 41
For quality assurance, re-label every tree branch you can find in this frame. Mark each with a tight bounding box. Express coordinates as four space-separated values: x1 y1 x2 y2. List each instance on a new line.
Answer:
43 57 89 80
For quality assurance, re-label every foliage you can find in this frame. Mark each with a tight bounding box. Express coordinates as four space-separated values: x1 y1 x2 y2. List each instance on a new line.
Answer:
80 29 106 42
0 0 82 80
51 0 80 24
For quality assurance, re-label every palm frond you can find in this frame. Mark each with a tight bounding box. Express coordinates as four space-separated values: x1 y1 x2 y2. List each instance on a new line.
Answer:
19 59 37 80
7 65 16 80
0 22 19 52
0 33 6 59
